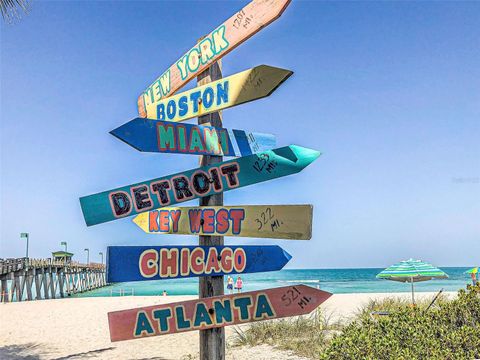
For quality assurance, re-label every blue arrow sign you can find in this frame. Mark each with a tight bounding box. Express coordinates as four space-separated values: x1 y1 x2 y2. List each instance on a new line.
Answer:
106 245 292 282
110 118 276 157
79 145 321 226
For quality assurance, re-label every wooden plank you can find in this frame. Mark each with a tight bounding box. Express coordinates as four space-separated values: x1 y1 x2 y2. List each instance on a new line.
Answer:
80 145 321 226
106 245 291 283
197 59 225 360
140 65 292 121
137 0 292 117
133 205 313 240
108 285 331 342
110 118 276 157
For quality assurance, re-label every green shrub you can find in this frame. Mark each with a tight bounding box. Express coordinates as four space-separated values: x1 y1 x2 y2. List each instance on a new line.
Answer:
321 285 480 360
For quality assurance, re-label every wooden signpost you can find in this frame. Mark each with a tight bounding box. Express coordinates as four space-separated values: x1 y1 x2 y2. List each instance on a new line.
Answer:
108 285 332 342
110 118 276 157
79 1 323 359
80 145 320 226
140 65 292 121
106 245 292 282
132 205 313 240
137 0 292 118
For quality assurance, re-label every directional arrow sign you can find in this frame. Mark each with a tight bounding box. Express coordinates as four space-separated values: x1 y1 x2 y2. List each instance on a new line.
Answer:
106 245 291 283
137 0 292 117
133 205 313 240
110 118 276 157
108 285 332 341
80 145 320 226
141 65 292 121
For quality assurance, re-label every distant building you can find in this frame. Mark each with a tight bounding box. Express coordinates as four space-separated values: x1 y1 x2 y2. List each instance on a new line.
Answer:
52 251 74 263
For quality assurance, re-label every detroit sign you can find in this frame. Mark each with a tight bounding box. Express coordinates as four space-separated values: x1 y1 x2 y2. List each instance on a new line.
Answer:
80 145 320 226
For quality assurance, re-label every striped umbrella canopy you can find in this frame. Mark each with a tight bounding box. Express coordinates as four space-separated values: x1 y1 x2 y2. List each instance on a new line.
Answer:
464 267 478 274
376 258 448 304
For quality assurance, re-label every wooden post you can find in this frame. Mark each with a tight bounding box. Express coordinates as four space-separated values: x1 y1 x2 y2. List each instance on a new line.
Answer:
43 269 49 299
25 270 33 301
58 271 65 298
1 278 8 303
197 58 225 360
34 270 41 300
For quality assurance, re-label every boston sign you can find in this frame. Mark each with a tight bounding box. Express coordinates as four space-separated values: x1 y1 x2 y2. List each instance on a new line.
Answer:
133 205 313 240
110 118 276 157
108 285 332 341
106 245 291 282
80 145 320 226
141 65 292 121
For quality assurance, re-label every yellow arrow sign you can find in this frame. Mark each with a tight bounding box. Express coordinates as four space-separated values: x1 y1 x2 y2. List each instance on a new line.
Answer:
137 0 291 117
133 205 312 240
142 65 292 121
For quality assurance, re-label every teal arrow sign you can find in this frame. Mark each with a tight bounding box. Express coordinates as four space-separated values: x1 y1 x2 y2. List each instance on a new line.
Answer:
79 145 320 226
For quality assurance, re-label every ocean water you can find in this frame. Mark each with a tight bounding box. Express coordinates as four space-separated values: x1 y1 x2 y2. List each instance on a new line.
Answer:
74 267 474 297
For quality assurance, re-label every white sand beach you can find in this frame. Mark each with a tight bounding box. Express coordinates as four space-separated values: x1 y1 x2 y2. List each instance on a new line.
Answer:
0 292 455 360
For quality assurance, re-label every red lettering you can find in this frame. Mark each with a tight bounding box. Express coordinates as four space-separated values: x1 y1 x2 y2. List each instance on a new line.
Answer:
159 249 178 277
203 209 215 233
149 210 159 232
220 248 233 272
139 250 158 278
170 210 181 232
181 248 190 276
188 209 202 233
229 209 245 235
233 248 246 272
190 248 205 274
159 210 169 232
205 248 220 274
215 209 229 233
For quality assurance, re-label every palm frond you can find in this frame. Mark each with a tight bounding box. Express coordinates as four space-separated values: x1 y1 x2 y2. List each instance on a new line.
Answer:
1 0 30 23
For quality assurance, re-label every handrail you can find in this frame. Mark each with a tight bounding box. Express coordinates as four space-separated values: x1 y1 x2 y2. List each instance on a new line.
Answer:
0 257 105 275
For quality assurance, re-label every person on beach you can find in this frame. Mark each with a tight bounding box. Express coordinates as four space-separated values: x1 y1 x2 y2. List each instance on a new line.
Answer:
227 276 234 294
235 276 243 293
471 272 478 286
162 290 167 296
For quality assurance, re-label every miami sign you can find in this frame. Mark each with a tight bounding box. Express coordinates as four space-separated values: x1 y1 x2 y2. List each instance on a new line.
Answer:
110 118 276 157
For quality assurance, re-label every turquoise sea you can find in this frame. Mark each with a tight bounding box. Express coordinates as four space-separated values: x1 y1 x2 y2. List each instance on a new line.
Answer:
76 267 474 297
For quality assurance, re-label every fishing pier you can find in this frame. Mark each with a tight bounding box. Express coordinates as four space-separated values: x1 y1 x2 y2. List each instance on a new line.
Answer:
0 257 106 302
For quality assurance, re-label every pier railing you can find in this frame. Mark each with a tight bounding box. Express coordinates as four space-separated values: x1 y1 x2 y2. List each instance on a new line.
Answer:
0 257 107 302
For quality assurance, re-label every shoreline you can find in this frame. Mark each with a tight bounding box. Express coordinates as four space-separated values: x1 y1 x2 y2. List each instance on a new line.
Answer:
0 291 456 359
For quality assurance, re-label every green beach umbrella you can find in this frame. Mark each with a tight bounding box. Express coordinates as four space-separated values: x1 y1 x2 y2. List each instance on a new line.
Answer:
376 258 448 304
464 267 478 274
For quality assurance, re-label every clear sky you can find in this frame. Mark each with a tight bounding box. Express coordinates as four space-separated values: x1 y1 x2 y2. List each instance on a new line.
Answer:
1 1 479 268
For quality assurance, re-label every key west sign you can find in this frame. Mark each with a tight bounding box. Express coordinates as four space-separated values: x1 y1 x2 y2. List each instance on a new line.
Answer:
133 205 313 240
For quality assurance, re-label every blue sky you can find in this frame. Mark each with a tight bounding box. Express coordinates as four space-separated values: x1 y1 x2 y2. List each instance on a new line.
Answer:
1 1 479 268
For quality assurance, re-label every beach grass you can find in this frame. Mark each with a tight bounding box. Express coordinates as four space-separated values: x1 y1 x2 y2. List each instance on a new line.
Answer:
232 308 343 358
233 284 480 359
